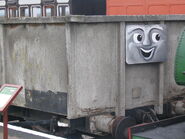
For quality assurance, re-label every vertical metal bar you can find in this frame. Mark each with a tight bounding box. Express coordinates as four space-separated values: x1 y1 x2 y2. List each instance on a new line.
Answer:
116 22 126 116
158 63 164 114
0 24 5 83
3 110 8 139
66 23 77 119
155 21 165 114
155 62 164 114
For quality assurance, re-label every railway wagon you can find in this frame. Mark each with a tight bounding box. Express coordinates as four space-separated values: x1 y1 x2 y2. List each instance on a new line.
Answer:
0 0 106 18
0 15 185 139
107 0 185 15
4 0 185 17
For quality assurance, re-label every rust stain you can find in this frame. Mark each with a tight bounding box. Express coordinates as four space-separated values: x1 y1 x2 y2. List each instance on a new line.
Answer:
48 23 65 26
6 24 19 29
81 107 114 115
26 90 33 102
27 24 41 27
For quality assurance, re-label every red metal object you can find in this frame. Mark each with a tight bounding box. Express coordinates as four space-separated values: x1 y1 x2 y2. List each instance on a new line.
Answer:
3 110 8 139
128 123 150 139
110 116 136 139
0 84 23 139
107 0 185 15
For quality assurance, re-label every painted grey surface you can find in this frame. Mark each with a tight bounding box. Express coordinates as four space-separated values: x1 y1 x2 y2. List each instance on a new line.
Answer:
0 16 183 119
126 24 167 64
66 21 185 117
2 15 185 24
125 63 159 109
67 23 119 119
1 24 68 115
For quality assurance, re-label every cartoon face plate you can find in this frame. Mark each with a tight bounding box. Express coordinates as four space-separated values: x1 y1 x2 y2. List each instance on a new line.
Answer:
126 24 167 64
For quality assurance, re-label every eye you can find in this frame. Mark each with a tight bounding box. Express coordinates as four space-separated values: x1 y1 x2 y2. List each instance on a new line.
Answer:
152 33 160 42
133 33 143 43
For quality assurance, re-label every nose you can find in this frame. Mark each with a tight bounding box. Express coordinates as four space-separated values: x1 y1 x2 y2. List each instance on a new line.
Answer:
143 35 151 46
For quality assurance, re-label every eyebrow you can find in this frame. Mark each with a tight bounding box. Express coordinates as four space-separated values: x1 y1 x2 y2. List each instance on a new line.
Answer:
128 28 144 34
151 27 163 31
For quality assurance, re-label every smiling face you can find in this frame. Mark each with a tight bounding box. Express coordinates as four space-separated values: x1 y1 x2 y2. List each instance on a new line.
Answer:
126 24 167 64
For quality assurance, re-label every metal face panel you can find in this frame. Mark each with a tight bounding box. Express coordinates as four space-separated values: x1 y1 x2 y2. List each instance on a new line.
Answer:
126 24 167 64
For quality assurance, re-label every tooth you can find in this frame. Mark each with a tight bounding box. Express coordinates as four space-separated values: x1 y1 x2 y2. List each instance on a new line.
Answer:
140 48 154 53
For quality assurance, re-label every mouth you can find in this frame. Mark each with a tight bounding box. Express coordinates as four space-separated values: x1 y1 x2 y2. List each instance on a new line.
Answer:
140 47 155 60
